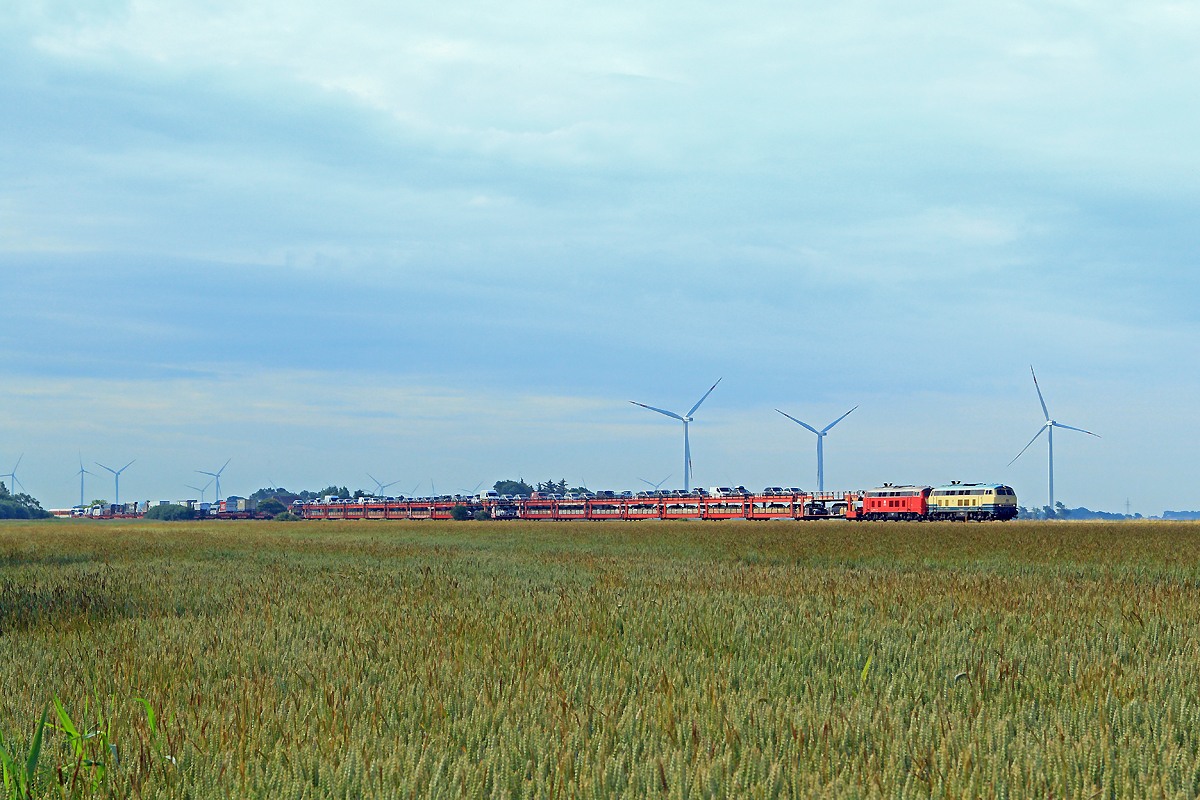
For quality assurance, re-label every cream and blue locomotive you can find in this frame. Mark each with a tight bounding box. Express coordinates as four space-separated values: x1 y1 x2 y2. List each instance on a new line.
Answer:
927 482 1018 521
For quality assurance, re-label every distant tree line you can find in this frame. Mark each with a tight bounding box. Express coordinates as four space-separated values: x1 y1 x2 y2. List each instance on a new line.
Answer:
0 481 51 519
249 485 352 503
1018 503 1142 521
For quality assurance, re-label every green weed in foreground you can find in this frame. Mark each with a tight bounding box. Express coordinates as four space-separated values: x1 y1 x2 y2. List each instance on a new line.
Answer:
1 519 1200 798
0 705 47 799
0 694 170 799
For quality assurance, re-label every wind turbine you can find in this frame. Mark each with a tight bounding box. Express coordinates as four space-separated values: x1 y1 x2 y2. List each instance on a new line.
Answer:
2 454 25 494
776 406 857 492
197 459 231 503
96 460 135 506
76 455 95 507
630 378 721 491
1009 366 1099 513
366 473 401 496
186 477 215 504
637 474 672 492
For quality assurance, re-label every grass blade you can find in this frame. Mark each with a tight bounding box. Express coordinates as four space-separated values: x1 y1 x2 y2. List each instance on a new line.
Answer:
25 705 49 790
134 698 156 737
52 696 81 753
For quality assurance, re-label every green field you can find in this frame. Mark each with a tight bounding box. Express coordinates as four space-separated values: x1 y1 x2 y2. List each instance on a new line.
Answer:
3 518 1200 798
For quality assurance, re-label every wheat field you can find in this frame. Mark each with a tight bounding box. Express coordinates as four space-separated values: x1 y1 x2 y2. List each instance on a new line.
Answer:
2 518 1200 798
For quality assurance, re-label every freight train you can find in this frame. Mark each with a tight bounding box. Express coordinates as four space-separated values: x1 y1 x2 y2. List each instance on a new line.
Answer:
61 497 262 519
60 482 1018 522
293 482 1019 522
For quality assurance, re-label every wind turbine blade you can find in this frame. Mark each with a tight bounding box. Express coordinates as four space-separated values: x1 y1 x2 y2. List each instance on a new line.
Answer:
197 471 217 478
821 406 858 434
12 476 25 493
216 458 231 476
11 454 22 473
1031 366 1050 421
1007 426 1047 466
637 477 655 487
776 409 820 436
630 401 686 422
383 480 402 490
118 460 135 473
686 378 722 418
1053 422 1100 438
96 462 116 475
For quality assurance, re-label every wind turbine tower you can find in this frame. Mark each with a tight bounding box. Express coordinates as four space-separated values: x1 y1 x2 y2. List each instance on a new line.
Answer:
197 459 231 504
2 454 25 494
1009 366 1099 512
630 379 721 491
775 406 857 492
96 460 135 506
76 456 95 507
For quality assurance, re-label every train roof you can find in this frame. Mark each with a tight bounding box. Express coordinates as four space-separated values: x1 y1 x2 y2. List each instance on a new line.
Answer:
931 482 1007 490
929 483 1012 495
865 485 931 496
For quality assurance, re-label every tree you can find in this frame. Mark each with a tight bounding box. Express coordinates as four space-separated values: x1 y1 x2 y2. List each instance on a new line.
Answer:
311 485 351 499
257 498 287 516
1055 501 1070 519
144 504 195 521
473 508 491 521
250 487 302 505
0 499 32 519
0 481 52 519
450 504 471 521
494 479 534 496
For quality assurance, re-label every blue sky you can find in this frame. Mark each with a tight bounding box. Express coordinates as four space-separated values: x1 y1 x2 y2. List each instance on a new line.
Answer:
2 0 1198 512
